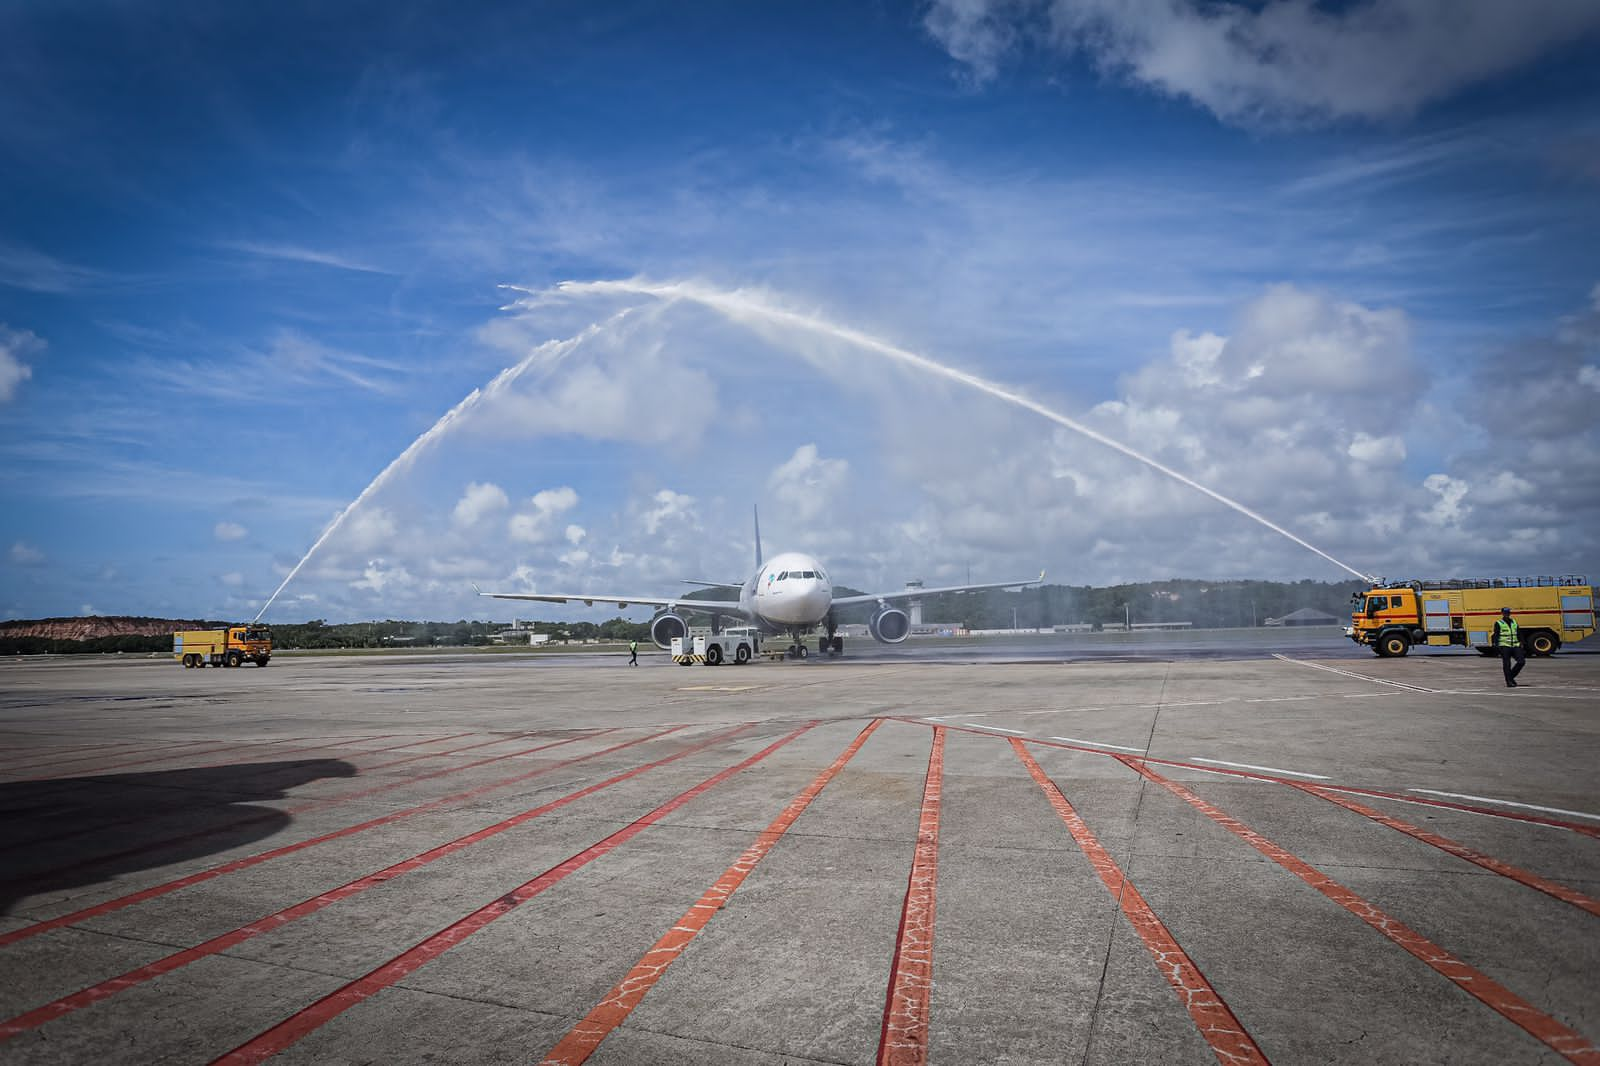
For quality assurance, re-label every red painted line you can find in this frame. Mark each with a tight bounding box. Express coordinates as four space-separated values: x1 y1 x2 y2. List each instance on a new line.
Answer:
0 732 490 858
209 722 819 1066
539 720 884 1066
1010 740 1266 1065
1117 756 1600 1064
876 726 944 1066
347 731 539 774
0 723 776 1041
7 733 402 782
0 725 684 948
1289 783 1600 919
0 738 228 775
921 720 1600 839
4 730 614 886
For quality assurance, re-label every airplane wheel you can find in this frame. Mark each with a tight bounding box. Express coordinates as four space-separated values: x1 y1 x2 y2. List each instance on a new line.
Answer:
735 644 751 664
832 636 844 654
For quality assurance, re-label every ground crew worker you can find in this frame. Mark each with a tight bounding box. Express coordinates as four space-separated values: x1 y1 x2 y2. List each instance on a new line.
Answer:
1491 607 1524 687
628 639 638 666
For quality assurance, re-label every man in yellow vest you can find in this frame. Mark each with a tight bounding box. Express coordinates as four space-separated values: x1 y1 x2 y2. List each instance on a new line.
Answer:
1491 607 1525 687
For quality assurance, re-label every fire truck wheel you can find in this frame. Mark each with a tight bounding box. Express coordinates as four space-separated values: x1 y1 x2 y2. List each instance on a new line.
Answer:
1527 631 1558 656
1379 633 1409 658
225 651 243 668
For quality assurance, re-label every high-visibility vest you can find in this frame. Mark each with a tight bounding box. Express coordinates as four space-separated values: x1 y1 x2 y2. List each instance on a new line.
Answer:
1494 618 1519 647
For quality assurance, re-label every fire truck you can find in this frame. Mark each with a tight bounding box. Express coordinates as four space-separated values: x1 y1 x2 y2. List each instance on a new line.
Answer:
174 625 273 668
1347 577 1594 657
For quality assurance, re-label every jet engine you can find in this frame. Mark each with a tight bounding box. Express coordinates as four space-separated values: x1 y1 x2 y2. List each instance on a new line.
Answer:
649 612 689 650
868 606 911 644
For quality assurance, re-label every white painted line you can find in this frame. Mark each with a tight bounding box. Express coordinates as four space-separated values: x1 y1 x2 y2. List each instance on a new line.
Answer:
1049 736 1146 753
982 726 1027 735
1318 789 1578 833
1405 789 1600 823
1271 653 1439 693
1185 766 1269 782
1189 757 1330 780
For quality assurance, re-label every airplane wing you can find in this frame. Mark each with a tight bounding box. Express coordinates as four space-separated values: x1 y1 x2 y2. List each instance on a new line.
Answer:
830 570 1045 608
472 584 754 619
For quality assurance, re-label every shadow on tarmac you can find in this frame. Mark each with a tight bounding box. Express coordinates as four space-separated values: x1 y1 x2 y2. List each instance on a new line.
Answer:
0 758 356 915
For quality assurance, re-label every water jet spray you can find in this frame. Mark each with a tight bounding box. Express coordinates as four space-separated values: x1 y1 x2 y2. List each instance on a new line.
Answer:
536 278 1377 583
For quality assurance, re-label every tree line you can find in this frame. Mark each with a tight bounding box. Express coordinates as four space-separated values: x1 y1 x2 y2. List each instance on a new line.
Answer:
1 579 1363 655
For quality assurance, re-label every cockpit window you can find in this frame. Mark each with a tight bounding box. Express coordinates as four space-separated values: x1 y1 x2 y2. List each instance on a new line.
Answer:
777 571 788 580
802 570 815 578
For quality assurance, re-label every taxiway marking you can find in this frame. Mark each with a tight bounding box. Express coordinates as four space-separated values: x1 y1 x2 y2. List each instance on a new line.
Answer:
538 719 884 1065
0 725 770 1041
1293 783 1600 919
1117 757 1600 1063
877 726 944 1066
0 726 683 948
1049 736 1145 753
209 722 819 1066
1406 789 1600 823
1271 653 1440 693
1013 740 1266 1065
1189 757 1330 780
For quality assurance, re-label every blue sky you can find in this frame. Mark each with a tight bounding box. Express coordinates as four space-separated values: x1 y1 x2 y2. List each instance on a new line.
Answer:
2 0 1598 623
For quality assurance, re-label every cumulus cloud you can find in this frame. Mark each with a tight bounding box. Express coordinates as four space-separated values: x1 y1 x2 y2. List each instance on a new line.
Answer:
342 507 397 552
1348 433 1406 465
452 481 509 526
642 489 695 535
214 521 248 542
220 572 245 587
769 444 849 522
9 541 44 566
0 325 41 403
351 558 415 593
508 486 579 543
924 0 1600 124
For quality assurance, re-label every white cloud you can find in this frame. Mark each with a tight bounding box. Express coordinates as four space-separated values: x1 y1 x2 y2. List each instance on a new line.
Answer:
351 558 415 594
343 507 397 552
642 489 695 535
220 572 245 587
1580 365 1600 392
1422 473 1470 526
452 481 509 526
9 541 44 566
565 524 587 545
79 603 100 616
508 486 579 543
925 0 1600 125
1348 433 1406 465
0 325 41 403
768 444 849 522
214 521 249 542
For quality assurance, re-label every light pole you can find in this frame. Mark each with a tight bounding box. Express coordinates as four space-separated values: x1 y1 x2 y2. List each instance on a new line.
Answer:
1124 602 1131 631
1013 606 1018 633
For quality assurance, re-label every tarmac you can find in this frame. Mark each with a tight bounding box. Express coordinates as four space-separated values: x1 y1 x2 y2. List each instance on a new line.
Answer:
0 636 1597 1064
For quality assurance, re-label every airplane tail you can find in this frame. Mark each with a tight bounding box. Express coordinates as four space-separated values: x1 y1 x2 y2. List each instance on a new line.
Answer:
753 505 763 568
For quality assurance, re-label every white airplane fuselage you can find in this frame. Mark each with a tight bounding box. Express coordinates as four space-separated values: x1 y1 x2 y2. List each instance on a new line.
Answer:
738 550 834 633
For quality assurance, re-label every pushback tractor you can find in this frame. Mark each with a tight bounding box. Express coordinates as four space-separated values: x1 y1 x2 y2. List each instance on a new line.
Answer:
1347 577 1594 657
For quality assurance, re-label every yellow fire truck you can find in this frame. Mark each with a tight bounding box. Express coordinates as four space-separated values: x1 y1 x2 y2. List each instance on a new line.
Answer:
1347 577 1594 657
174 625 272 668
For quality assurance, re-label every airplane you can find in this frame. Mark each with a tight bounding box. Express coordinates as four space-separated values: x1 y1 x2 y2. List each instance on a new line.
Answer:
474 509 1043 659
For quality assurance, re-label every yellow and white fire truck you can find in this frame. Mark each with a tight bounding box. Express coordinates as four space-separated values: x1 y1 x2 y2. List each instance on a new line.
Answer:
1347 577 1594 657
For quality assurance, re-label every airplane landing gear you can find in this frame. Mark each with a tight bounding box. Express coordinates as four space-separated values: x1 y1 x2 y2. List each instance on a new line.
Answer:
787 643 807 659
819 635 844 657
